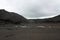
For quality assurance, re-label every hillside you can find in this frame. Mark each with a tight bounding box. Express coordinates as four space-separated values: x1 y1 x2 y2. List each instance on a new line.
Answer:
29 15 60 23
0 9 28 24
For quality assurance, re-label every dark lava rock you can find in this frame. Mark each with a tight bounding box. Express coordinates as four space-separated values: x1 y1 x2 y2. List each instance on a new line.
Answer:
0 9 28 24
29 15 60 23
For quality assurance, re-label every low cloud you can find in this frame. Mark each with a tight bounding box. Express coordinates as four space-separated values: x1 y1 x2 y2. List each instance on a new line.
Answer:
0 0 60 19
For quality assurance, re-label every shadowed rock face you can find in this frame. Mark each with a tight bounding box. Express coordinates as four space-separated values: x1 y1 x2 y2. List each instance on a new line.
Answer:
0 9 28 24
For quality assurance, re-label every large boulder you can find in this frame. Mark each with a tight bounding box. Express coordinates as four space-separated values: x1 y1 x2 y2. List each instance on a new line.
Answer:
0 9 28 24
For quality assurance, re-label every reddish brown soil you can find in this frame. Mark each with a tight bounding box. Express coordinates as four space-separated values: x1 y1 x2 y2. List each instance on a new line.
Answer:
0 28 60 40
0 23 60 40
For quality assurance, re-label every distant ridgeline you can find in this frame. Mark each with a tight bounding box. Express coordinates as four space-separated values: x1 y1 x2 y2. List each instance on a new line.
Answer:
0 9 60 24
29 15 60 23
0 9 28 24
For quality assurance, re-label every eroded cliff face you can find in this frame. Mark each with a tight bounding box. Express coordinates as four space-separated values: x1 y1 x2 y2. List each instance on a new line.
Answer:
0 9 28 24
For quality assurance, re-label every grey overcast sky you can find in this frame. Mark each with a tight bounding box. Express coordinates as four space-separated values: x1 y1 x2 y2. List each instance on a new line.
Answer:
0 0 60 19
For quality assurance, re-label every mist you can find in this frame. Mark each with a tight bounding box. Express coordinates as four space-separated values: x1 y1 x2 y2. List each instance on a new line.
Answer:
0 0 60 19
